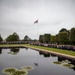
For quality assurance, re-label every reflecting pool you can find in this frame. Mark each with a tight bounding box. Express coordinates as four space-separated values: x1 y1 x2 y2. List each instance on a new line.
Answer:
0 47 75 75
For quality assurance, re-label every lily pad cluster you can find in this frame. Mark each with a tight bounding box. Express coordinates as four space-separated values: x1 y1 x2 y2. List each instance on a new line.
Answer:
2 66 34 75
53 61 62 64
53 60 74 69
63 64 74 68
22 66 34 71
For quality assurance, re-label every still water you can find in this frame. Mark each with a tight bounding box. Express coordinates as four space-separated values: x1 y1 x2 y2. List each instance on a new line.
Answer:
0 47 75 75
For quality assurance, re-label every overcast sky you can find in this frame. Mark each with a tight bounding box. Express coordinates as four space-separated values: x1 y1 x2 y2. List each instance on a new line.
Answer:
0 0 75 40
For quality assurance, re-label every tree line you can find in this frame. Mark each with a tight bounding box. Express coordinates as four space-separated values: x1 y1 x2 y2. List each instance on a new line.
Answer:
0 32 31 42
0 27 75 45
39 27 75 45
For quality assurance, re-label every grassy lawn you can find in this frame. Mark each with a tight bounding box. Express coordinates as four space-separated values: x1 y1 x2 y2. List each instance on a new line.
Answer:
0 44 75 56
0 44 24 47
24 44 75 56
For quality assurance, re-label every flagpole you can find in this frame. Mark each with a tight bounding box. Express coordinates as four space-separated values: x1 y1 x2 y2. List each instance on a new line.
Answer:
37 23 39 42
34 19 39 67
34 19 39 42
36 20 38 67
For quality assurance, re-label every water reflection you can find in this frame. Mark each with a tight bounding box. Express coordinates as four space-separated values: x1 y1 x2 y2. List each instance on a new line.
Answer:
38 50 75 71
39 51 50 57
8 48 20 55
50 54 57 57
54 56 75 71
24 47 28 50
0 48 2 54
39 51 57 57
58 56 66 62
0 47 28 55
0 47 75 75
8 47 28 55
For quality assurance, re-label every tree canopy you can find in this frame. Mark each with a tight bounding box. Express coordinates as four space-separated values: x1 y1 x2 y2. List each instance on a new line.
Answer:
0 35 3 42
0 27 75 45
6 32 19 41
58 32 69 44
70 27 75 44
39 35 44 43
51 35 56 43
23 35 31 41
43 34 51 43
59 28 68 33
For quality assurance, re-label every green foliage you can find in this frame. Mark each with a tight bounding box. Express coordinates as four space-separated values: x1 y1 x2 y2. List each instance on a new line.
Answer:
6 32 19 41
58 32 69 44
21 66 34 71
70 27 75 44
63 64 74 68
2 66 34 75
43 34 51 43
13 70 27 75
23 35 31 41
53 61 62 64
51 35 56 43
0 35 3 42
55 34 58 43
39 35 44 43
2 68 17 75
53 60 74 69
59 28 69 33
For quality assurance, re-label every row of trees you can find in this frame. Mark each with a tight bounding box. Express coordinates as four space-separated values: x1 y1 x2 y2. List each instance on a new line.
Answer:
0 35 3 42
39 27 75 45
0 27 75 45
0 32 31 42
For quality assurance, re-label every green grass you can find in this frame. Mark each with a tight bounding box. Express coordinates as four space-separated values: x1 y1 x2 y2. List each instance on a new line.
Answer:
0 44 24 47
0 44 75 56
24 44 75 56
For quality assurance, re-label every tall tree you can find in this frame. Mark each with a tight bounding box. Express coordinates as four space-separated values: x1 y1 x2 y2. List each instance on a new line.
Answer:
39 35 44 43
24 35 30 41
58 32 69 44
70 27 75 44
0 35 3 42
55 34 58 43
6 32 19 41
59 28 68 33
43 34 51 43
51 35 56 43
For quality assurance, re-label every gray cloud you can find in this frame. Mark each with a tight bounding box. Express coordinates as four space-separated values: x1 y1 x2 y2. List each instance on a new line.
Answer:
0 0 75 39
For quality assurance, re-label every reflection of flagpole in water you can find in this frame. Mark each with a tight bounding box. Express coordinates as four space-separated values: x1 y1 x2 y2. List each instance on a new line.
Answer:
34 19 39 67
34 52 38 67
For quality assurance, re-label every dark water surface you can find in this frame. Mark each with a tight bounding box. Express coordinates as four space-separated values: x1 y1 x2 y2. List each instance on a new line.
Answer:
0 47 75 75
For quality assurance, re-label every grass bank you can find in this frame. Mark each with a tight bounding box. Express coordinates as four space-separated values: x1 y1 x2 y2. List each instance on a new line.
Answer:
24 44 75 56
0 44 24 47
0 44 75 57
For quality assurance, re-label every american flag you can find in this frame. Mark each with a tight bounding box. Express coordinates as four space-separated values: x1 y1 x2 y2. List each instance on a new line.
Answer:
34 19 38 24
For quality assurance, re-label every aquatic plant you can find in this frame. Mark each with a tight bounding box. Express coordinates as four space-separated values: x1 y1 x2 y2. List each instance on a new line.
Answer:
62 60 71 63
53 60 74 69
13 70 28 75
63 64 74 68
53 61 62 64
2 68 17 75
22 66 34 71
2 66 34 75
